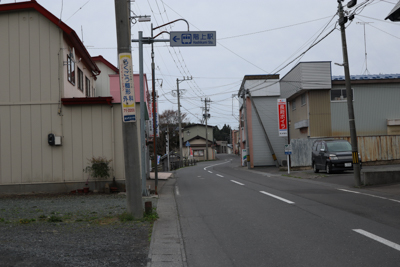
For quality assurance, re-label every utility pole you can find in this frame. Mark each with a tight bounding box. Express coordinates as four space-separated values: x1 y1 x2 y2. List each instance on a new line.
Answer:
338 0 361 187
114 0 143 218
176 77 192 161
150 23 158 194
203 98 211 160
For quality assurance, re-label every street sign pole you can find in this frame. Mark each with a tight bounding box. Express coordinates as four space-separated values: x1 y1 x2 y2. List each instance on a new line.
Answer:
115 0 143 219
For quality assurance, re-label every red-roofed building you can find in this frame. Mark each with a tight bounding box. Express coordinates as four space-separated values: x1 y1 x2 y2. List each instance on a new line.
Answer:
0 1 139 194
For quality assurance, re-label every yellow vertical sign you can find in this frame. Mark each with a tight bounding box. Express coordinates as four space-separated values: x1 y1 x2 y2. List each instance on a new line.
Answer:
119 53 136 122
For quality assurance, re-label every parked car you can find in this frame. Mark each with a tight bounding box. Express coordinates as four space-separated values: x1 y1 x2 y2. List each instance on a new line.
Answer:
311 139 361 174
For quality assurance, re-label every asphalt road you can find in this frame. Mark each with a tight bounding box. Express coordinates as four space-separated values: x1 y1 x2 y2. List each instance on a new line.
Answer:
175 154 400 267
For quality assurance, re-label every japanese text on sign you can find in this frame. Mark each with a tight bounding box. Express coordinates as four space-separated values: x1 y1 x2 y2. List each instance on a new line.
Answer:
277 99 287 137
119 53 136 123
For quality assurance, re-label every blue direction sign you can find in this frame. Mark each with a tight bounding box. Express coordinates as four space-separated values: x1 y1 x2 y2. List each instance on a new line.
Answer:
170 31 216 47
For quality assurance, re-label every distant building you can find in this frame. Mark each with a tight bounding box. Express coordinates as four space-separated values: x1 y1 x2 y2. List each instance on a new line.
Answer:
238 75 287 167
182 124 215 161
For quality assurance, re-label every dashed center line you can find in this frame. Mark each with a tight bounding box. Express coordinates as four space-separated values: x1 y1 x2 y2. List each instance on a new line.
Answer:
260 191 295 204
216 174 224 177
231 180 244 186
353 229 400 252
208 171 213 174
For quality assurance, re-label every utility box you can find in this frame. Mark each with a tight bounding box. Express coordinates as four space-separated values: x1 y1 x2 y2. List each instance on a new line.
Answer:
54 136 62 146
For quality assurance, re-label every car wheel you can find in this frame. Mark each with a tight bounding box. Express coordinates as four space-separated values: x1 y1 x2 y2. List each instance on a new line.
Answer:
313 162 319 173
326 163 331 174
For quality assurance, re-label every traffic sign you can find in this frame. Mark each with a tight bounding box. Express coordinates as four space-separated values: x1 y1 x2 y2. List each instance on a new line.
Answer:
284 144 292 155
170 31 216 47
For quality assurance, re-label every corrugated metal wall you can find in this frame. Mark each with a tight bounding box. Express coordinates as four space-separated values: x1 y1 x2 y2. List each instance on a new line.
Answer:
280 62 331 99
0 105 125 185
251 97 287 166
309 90 332 137
331 83 400 136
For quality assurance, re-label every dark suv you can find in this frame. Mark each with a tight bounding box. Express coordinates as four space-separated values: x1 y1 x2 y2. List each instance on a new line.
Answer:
311 140 361 174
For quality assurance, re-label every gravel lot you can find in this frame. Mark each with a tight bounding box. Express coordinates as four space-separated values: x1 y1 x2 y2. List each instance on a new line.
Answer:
0 193 157 267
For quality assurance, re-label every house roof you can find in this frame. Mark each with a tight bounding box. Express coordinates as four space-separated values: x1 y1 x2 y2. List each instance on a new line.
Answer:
238 74 280 97
186 135 214 144
183 124 214 130
332 74 400 85
92 56 119 74
0 0 100 76
332 74 400 81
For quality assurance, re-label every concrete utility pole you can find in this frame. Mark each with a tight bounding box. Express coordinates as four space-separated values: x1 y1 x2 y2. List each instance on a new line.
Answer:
114 0 143 218
338 0 361 187
176 77 192 161
203 98 211 160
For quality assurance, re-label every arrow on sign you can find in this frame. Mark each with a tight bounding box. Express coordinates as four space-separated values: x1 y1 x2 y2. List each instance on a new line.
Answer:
173 36 180 42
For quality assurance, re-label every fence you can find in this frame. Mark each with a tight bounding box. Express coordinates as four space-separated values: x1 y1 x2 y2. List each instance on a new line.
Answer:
290 135 400 167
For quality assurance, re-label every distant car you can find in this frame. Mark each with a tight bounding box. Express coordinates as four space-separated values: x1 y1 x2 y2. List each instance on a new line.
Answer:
311 140 361 174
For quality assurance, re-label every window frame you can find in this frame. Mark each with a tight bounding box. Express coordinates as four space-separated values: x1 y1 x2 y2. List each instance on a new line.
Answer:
85 76 91 97
331 88 354 102
301 93 306 106
77 68 84 91
292 99 296 111
67 54 75 85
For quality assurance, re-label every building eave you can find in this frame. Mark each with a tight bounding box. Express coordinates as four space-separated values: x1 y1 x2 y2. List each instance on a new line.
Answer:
61 97 113 106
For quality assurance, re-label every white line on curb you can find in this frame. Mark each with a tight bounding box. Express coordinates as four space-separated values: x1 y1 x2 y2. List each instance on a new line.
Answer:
216 174 224 177
353 229 400 251
260 191 295 204
338 189 400 203
231 180 244 186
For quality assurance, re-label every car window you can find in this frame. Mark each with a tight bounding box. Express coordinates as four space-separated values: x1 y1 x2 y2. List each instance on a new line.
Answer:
316 143 321 151
326 141 352 152
321 144 325 151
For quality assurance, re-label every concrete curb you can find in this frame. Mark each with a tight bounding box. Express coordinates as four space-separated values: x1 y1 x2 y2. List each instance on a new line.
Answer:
147 177 187 267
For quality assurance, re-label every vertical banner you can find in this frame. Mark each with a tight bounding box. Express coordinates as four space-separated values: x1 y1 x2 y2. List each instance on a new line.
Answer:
119 53 136 122
277 99 287 137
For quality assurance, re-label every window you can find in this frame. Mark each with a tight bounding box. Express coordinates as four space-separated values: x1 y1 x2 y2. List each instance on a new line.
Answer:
301 94 306 106
292 99 296 110
77 68 84 91
193 150 204 157
67 54 75 85
85 77 91 97
331 88 354 101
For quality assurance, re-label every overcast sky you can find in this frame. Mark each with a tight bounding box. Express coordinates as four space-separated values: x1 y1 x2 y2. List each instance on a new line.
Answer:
3 0 400 129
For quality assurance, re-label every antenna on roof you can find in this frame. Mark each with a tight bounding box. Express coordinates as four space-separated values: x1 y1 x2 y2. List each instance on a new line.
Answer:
357 22 372 75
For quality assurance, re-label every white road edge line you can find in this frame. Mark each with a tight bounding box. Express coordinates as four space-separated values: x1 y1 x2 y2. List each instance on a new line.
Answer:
338 189 400 203
260 191 295 204
231 180 244 186
208 171 213 174
175 186 180 196
353 229 400 252
216 174 224 177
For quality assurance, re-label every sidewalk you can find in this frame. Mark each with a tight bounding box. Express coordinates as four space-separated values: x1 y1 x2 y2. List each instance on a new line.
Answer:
147 175 187 267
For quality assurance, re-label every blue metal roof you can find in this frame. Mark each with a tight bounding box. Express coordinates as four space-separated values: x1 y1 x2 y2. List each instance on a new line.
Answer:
332 74 400 81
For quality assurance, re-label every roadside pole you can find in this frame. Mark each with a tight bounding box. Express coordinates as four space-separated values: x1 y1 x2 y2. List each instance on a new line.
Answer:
338 0 361 187
114 0 143 218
